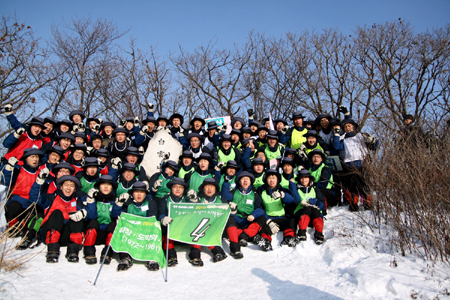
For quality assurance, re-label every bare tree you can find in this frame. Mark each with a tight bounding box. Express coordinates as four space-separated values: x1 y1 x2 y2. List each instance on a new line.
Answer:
0 15 55 138
50 17 128 120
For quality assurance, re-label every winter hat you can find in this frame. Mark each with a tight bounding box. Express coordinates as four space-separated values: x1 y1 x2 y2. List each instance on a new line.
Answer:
307 149 326 162
292 111 305 121
263 168 281 185
130 181 149 194
190 116 206 127
52 162 75 175
83 156 99 168
69 110 86 121
167 177 189 189
56 175 81 189
231 117 246 128
169 113 184 126
236 171 255 186
94 175 117 190
206 121 218 130
21 148 44 160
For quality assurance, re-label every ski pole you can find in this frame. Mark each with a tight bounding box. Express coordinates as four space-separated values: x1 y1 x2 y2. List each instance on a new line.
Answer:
93 244 111 286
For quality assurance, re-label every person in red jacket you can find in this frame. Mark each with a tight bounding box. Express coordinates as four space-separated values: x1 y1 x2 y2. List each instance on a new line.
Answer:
40 175 96 263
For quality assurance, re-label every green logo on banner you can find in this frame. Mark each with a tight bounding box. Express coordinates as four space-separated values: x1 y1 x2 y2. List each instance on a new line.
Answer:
110 213 166 268
168 202 230 247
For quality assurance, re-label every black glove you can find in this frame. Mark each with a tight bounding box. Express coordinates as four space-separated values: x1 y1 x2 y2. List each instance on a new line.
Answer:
338 105 350 116
247 109 254 118
4 104 13 116
333 127 341 136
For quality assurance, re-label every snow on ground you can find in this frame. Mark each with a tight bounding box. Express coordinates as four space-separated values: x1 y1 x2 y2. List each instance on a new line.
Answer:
1 207 449 300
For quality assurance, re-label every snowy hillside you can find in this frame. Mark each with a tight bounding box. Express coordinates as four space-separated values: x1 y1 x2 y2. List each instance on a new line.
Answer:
1 207 449 300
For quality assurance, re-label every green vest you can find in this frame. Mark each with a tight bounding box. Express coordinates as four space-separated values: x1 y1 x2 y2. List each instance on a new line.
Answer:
261 190 285 217
127 200 150 217
309 163 334 189
96 202 112 225
80 176 96 194
290 128 308 149
155 174 171 198
199 196 222 204
280 176 290 189
254 173 265 189
305 143 324 154
116 181 132 197
294 187 316 214
179 166 195 179
189 172 213 193
217 147 236 164
264 144 283 161
233 190 255 218
219 174 236 191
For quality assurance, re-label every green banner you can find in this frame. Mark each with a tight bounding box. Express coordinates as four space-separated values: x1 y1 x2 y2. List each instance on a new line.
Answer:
168 202 230 247
110 213 166 268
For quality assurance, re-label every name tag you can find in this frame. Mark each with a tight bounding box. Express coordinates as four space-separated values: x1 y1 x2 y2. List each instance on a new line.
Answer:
141 205 149 211
230 183 236 189
71 202 76 207
245 199 253 205
109 206 113 211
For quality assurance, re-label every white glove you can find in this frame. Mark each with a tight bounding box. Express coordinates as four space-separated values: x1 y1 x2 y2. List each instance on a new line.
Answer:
215 161 226 172
69 209 87 222
298 149 308 161
13 128 25 139
36 168 50 185
272 191 285 200
178 127 184 137
267 219 280 234
281 125 289 135
138 146 145 155
229 202 237 214
87 188 98 204
161 216 173 226
140 125 149 135
187 189 198 202
4 104 13 116
111 157 121 169
116 193 129 207
93 124 101 131
98 118 103 125
152 179 163 192
219 123 227 133
297 165 305 172
163 153 170 163
301 200 319 210
156 126 164 131
363 133 376 144
339 105 350 116
134 117 140 127
5 157 19 171
147 102 154 113
333 127 341 136
86 146 93 155
77 123 85 132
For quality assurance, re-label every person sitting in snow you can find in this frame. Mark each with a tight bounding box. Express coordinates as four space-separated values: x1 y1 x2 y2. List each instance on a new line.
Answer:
256 169 299 250
115 181 158 271
40 175 95 263
221 171 266 255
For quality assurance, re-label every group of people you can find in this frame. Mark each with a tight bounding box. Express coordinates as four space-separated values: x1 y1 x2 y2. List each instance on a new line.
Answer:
0 102 380 271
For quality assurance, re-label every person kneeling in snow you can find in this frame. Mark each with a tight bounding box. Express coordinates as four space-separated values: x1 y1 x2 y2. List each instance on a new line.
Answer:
294 170 325 245
115 181 158 271
40 175 96 263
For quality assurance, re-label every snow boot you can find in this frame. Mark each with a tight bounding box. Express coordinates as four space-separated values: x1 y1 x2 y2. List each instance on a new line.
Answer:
296 230 307 243
66 243 80 263
213 253 227 262
230 250 244 259
146 262 160 271
238 232 250 247
189 258 204 267
250 234 262 244
117 255 133 271
46 251 60 263
314 231 325 245
84 245 97 265
281 236 297 247
100 246 113 265
168 257 178 267
254 235 272 252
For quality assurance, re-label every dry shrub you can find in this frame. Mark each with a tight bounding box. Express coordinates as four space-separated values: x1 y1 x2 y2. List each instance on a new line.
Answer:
363 128 450 263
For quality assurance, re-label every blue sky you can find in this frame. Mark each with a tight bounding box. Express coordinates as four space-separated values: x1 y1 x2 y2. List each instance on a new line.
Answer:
4 0 450 56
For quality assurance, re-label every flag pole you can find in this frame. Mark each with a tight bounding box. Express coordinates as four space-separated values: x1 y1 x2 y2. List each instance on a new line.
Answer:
164 204 171 282
93 244 111 285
